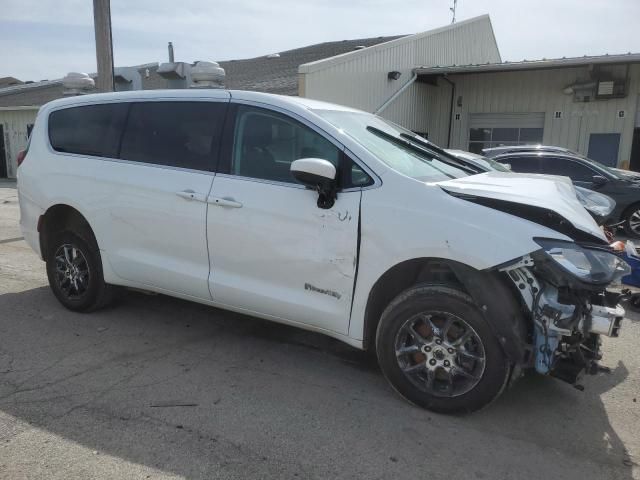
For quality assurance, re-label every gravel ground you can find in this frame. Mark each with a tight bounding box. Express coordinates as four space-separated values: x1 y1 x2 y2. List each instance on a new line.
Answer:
0 179 638 479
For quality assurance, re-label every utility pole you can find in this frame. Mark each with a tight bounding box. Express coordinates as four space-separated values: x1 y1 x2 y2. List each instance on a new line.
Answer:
93 0 115 92
450 0 457 24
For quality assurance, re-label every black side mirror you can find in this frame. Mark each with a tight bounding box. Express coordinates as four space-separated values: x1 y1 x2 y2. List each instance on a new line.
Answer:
290 158 338 209
592 175 608 186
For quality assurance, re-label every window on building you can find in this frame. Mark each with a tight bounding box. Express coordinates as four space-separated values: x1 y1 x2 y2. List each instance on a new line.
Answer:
49 103 128 158
120 101 227 171
468 127 543 154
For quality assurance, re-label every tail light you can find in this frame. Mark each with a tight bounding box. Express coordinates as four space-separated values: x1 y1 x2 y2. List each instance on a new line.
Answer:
17 150 27 167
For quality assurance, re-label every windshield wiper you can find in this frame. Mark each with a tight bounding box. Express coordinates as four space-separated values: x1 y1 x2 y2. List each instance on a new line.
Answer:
366 126 479 174
398 133 485 172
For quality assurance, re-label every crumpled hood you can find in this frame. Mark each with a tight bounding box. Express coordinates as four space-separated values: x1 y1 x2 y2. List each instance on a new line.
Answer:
436 172 606 241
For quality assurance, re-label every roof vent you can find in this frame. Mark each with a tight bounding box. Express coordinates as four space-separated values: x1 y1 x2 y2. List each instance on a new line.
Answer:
354 45 366 50
266 53 280 59
62 72 95 96
190 61 226 89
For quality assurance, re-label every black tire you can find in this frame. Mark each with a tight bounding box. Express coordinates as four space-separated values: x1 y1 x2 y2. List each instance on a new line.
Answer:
376 284 511 414
624 205 640 238
45 229 115 312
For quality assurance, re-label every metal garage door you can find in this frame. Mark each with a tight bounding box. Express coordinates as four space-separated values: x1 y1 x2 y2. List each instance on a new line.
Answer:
468 113 545 154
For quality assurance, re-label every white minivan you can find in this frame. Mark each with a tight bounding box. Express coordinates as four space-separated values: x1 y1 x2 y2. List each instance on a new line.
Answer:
17 89 628 413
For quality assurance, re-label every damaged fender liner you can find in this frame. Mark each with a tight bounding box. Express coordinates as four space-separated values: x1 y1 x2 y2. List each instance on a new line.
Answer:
447 193 608 245
449 262 530 365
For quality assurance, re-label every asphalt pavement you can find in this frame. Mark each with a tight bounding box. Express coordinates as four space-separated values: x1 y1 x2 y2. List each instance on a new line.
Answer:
0 179 638 479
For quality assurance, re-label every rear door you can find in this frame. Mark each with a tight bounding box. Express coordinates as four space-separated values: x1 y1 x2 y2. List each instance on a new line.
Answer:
51 98 230 299
206 103 365 334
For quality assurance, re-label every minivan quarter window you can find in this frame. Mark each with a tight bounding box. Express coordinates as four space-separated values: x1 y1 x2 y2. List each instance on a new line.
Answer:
120 101 227 171
49 103 128 158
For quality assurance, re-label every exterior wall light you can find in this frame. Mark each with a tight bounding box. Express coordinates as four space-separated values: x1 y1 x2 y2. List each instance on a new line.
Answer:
388 71 402 80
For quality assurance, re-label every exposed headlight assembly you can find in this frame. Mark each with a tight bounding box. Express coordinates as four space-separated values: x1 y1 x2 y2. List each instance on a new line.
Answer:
535 238 630 285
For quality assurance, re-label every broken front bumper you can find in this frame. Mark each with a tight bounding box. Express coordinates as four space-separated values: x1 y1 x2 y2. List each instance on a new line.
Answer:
503 257 625 387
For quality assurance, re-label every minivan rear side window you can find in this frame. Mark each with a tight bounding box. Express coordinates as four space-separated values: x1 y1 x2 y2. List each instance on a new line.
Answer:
120 101 227 171
49 103 128 158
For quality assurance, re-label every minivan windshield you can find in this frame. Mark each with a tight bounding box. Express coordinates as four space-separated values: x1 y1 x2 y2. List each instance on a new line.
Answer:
315 110 476 182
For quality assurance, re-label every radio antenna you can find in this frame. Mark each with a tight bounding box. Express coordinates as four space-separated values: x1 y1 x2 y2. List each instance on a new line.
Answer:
450 0 457 23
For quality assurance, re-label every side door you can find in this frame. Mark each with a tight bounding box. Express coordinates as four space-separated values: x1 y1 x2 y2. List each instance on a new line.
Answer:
207 103 369 334
94 99 228 299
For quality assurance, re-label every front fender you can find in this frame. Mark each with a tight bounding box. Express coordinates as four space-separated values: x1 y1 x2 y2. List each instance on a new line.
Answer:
449 263 530 365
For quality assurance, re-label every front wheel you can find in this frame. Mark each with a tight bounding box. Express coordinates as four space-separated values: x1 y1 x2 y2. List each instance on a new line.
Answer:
624 206 640 238
376 284 511 414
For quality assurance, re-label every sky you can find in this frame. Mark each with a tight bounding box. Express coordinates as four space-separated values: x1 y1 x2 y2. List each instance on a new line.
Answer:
0 0 638 82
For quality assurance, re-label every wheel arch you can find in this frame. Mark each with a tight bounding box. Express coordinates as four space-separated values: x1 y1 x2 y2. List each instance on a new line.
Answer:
39 204 98 261
362 257 529 365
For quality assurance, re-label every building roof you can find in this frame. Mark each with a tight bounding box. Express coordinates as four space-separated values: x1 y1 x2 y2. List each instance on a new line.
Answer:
299 15 499 74
0 77 23 88
219 35 405 95
414 52 640 76
0 35 404 106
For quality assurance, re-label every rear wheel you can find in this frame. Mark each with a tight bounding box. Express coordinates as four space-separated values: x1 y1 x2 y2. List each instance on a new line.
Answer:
46 230 114 312
376 284 511 413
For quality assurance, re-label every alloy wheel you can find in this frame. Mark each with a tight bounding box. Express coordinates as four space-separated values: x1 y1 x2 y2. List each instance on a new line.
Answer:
394 311 486 397
629 210 640 235
53 243 90 299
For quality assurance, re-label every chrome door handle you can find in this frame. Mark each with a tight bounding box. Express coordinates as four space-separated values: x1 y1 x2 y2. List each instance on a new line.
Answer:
208 196 243 208
176 190 207 202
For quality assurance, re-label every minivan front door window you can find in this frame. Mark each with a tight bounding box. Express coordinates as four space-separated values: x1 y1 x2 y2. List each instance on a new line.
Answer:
230 106 341 184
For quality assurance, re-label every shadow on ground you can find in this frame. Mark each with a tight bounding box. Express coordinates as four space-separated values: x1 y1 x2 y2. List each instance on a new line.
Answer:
0 286 634 479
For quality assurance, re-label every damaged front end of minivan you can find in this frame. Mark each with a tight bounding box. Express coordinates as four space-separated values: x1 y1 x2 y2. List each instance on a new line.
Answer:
437 171 631 390
445 189 630 389
499 242 628 387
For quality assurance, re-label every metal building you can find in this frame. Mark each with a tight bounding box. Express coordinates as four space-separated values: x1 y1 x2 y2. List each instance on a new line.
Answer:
414 58 640 168
300 15 640 169
299 15 501 137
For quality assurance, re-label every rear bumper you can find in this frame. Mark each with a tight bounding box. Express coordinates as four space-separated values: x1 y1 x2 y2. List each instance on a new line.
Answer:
18 189 43 258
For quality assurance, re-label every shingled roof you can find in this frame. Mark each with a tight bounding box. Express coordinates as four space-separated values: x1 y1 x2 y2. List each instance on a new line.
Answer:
219 35 405 95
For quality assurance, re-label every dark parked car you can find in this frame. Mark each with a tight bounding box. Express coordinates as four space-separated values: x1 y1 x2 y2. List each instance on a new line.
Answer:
486 147 640 237
447 149 616 226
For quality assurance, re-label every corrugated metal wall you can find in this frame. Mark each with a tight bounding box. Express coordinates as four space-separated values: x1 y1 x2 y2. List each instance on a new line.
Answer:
441 64 640 166
299 15 501 133
0 109 38 178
